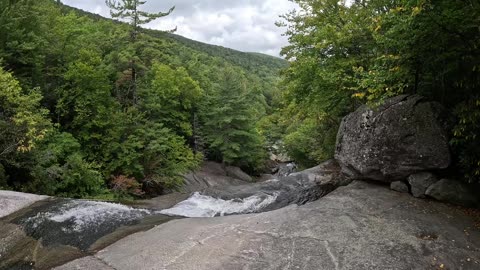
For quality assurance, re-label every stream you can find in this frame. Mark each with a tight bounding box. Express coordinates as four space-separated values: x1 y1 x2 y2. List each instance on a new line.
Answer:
0 160 344 270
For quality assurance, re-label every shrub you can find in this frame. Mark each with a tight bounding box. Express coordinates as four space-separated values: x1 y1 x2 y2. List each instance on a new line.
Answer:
451 97 480 183
110 175 144 198
27 131 105 197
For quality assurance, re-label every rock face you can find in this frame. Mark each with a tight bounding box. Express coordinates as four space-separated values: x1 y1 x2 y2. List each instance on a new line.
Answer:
88 181 480 270
0 197 175 269
0 190 48 218
408 172 438 198
276 162 297 177
201 160 349 212
54 257 114 270
335 95 451 181
225 166 252 182
426 179 480 208
181 162 248 193
390 181 409 193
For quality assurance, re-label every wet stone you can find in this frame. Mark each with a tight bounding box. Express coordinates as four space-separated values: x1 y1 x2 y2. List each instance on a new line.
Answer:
391 181 409 193
13 199 152 251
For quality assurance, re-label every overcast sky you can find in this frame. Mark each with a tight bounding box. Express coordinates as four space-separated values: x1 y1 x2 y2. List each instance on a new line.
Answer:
62 0 298 57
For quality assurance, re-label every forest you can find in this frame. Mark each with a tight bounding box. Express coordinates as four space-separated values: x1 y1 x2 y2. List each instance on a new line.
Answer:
274 0 480 181
0 0 479 200
0 0 287 199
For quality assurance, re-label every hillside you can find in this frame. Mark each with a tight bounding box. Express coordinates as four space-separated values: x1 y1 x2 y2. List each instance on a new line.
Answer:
60 3 288 79
0 0 287 198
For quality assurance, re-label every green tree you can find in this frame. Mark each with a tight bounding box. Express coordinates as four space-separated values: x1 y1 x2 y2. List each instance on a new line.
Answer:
199 67 267 171
0 0 48 87
0 67 50 162
0 0 286 196
28 131 105 197
139 63 203 137
280 0 480 181
105 0 175 104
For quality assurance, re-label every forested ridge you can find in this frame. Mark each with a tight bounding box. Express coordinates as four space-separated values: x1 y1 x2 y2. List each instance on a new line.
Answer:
0 0 286 199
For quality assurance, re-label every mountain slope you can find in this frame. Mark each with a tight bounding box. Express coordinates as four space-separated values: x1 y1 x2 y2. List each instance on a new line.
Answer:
59 3 288 78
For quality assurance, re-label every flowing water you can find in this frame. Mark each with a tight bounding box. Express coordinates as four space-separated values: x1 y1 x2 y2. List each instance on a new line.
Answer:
1 198 175 270
159 191 280 218
1 162 337 270
23 200 151 233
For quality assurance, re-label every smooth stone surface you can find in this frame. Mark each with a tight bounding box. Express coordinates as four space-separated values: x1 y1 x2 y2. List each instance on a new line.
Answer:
408 172 438 198
0 222 37 269
53 256 115 270
226 166 252 182
390 181 409 193
182 162 247 193
257 174 275 182
426 179 480 208
202 159 348 211
335 95 451 181
92 181 480 270
0 190 48 218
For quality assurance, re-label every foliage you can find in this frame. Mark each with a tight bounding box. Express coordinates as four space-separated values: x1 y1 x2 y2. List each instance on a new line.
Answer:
279 0 480 181
110 175 144 198
199 67 267 171
0 0 285 197
140 63 202 137
27 131 104 197
138 122 202 189
105 0 175 106
0 164 7 189
451 97 480 183
0 67 51 162
284 114 339 168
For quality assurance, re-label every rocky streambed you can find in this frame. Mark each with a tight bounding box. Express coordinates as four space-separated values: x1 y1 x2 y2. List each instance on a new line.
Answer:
0 195 177 270
1 159 479 270
0 160 347 269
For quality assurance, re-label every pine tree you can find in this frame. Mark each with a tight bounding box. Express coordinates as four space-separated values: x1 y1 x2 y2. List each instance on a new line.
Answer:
199 67 266 170
105 0 175 105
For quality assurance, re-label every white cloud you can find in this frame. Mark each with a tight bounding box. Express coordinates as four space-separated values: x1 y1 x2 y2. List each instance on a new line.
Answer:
61 0 298 57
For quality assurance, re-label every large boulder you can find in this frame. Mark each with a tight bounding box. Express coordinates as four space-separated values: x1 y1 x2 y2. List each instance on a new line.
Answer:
425 179 480 208
335 95 451 182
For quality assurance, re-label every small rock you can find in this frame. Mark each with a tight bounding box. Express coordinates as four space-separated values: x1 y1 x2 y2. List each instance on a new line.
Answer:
408 172 438 198
390 181 409 193
426 179 479 208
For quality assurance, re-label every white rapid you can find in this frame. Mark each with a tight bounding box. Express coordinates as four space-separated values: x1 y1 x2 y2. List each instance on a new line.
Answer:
25 200 150 233
159 192 279 218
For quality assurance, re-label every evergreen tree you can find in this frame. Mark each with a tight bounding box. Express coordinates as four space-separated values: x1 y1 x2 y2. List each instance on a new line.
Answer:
199 67 266 171
105 0 175 105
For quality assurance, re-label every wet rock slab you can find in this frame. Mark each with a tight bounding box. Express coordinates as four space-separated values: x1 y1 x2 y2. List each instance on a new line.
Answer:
0 198 176 269
91 181 479 270
52 256 114 270
199 159 347 214
13 199 152 250
0 190 48 218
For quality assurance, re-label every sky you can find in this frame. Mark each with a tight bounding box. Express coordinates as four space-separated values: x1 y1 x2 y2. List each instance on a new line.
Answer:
62 0 299 57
